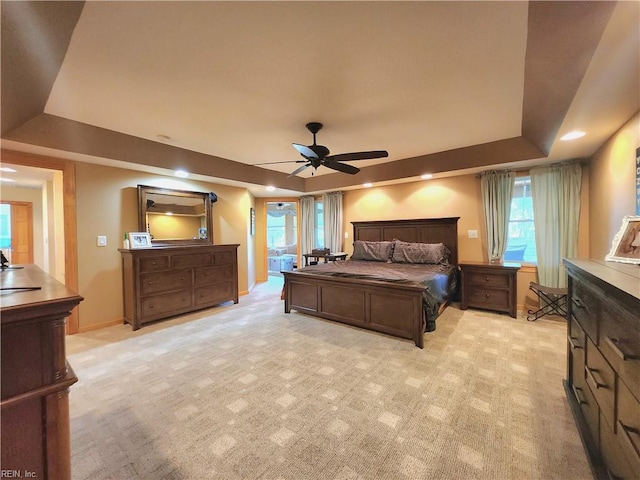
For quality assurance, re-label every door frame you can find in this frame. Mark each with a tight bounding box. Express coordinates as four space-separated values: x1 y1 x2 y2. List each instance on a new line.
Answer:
1 149 79 334
1 200 34 265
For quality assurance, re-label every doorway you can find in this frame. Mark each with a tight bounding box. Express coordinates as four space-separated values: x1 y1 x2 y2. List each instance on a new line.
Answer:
266 201 298 277
1 149 79 333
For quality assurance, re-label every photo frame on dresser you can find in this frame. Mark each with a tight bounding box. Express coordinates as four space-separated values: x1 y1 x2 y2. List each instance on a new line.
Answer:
605 215 640 264
129 232 152 249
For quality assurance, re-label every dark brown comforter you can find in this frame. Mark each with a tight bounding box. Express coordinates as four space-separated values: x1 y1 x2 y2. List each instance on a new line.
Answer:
295 260 458 331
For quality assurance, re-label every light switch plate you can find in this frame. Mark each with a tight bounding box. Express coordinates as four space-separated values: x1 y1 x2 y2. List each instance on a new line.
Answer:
97 235 107 247
468 230 478 239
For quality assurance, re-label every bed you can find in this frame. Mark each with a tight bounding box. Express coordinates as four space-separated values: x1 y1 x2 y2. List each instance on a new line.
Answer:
283 217 459 348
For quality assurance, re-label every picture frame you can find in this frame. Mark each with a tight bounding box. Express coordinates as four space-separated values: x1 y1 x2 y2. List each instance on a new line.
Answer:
250 207 255 236
605 215 640 264
129 232 152 249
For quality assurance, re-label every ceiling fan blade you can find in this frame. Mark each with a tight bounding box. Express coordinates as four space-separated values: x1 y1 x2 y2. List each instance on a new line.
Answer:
323 161 360 175
253 160 307 166
293 143 318 160
326 150 389 162
288 163 311 178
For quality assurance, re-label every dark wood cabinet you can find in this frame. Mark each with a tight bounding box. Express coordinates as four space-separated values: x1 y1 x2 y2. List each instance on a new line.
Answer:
120 244 239 330
1 265 83 480
459 261 520 318
564 259 640 480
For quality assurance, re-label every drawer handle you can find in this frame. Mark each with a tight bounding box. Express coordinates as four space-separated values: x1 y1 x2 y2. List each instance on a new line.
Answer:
585 367 607 389
568 336 581 350
572 385 586 405
605 336 640 361
485 277 490 282
617 419 640 459
485 294 490 298
573 297 585 308
147 281 153 285
152 261 157 265
148 304 154 309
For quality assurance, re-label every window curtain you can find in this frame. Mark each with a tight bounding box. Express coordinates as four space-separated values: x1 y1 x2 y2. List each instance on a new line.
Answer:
481 171 515 262
531 162 582 288
323 191 343 252
299 196 315 255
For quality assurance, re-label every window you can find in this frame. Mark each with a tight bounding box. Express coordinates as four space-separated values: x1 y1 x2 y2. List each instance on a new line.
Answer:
314 200 324 248
505 176 537 263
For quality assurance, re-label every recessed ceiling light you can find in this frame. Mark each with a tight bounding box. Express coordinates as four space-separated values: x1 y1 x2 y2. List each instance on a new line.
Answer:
421 174 433 180
0 178 16 182
266 186 276 192
157 134 171 142
363 183 373 188
174 170 189 178
0 167 17 173
560 131 586 141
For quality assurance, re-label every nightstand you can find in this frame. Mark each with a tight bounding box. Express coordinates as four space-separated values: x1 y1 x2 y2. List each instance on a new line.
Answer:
459 261 521 318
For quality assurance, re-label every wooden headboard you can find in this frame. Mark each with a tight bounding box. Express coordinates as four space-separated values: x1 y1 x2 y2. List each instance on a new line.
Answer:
351 217 460 265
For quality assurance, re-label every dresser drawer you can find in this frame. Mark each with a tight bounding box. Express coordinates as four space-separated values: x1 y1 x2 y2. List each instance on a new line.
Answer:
141 269 193 296
568 316 587 389
213 250 235 265
195 265 234 286
468 288 509 311
573 379 600 452
585 337 616 429
600 412 639 480
172 253 212 269
195 282 234 306
467 272 509 288
599 301 640 402
617 380 640 476
142 290 193 319
140 256 170 273
571 280 600 342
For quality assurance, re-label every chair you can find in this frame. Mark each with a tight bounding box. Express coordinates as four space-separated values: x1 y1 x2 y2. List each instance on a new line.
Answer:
527 282 568 321
309 248 329 265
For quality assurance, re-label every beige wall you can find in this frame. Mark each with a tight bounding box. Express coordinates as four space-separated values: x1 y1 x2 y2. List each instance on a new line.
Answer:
588 111 640 259
341 172 591 312
75 162 253 331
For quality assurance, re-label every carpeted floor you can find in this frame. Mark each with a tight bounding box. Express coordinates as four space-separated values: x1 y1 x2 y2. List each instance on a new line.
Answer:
67 276 592 479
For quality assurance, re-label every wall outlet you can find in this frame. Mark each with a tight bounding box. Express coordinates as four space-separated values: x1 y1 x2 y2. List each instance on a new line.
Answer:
344 232 349 239
468 230 478 239
97 235 107 247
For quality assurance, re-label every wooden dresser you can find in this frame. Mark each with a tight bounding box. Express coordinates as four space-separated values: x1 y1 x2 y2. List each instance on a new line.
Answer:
459 261 520 318
564 259 640 480
1 265 83 480
120 244 239 330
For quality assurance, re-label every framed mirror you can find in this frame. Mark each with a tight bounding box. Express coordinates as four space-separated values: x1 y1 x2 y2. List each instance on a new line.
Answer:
137 185 214 245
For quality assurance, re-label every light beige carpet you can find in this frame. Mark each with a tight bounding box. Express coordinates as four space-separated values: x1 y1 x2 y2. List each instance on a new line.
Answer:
67 277 592 480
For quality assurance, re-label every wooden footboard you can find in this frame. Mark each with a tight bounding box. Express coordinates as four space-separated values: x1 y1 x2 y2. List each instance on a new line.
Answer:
283 271 426 348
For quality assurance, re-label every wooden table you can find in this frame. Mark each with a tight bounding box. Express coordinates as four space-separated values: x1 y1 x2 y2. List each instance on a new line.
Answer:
303 252 347 266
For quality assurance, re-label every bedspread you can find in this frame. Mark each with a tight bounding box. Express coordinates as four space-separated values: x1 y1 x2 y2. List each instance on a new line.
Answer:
296 260 458 331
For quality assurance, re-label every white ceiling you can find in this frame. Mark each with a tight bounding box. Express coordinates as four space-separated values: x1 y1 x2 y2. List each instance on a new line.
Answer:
1 1 638 195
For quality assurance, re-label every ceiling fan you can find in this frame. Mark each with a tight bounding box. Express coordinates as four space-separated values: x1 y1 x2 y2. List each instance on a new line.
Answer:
258 122 389 177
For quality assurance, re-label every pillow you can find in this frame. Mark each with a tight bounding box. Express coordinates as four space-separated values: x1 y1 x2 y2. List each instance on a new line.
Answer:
391 241 450 265
351 240 394 262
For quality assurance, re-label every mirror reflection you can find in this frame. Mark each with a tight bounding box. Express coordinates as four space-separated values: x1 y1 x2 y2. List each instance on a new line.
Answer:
138 185 213 244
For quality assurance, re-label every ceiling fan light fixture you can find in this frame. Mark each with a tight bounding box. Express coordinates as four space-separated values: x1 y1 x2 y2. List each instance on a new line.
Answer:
560 131 586 141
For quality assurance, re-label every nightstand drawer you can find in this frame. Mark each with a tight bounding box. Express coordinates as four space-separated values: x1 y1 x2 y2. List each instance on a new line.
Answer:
467 272 510 288
468 288 509 311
